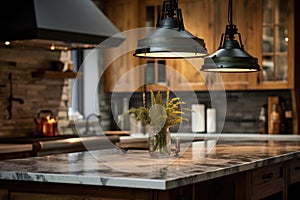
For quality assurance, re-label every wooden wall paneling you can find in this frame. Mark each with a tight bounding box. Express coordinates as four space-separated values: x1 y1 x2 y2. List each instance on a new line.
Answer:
103 0 140 92
293 0 299 134
169 0 214 91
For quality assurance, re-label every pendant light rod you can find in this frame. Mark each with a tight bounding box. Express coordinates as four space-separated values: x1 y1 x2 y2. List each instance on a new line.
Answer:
228 0 233 25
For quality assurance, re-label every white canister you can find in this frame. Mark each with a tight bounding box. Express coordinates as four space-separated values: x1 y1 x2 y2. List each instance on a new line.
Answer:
191 104 205 132
206 108 216 133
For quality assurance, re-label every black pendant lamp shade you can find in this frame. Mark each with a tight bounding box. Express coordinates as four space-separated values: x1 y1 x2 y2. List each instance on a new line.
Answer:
134 0 208 58
201 0 260 72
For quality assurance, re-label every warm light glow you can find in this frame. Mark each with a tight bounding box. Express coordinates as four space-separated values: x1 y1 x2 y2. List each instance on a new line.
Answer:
46 116 56 123
66 138 80 144
203 68 259 73
4 41 10 46
50 44 56 51
134 52 207 58
285 37 289 42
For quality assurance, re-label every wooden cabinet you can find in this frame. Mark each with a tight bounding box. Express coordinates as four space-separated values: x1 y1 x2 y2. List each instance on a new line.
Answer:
288 158 300 200
167 0 214 91
10 191 152 200
255 0 294 90
172 0 294 91
1 182 153 200
103 0 294 92
103 0 140 92
249 163 286 200
137 0 171 92
288 158 300 184
0 189 7 200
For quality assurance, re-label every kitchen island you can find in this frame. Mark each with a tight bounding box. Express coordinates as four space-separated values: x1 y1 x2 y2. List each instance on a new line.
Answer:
1 134 300 200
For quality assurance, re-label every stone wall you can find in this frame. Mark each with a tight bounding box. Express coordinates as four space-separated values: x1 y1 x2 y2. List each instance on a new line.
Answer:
0 47 69 138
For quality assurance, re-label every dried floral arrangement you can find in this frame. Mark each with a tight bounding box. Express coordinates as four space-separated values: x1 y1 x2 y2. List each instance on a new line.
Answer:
129 90 191 129
127 90 192 154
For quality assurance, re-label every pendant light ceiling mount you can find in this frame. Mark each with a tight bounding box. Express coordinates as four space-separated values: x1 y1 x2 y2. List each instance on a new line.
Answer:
201 0 260 72
134 0 207 59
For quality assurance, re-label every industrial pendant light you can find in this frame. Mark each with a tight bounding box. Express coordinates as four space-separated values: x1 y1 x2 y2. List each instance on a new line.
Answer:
134 0 208 59
201 0 260 72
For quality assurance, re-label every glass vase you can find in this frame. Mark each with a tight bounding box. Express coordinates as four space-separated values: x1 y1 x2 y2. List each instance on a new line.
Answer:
148 126 171 158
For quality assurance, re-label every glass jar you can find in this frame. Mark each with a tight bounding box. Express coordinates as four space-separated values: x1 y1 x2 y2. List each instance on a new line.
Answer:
148 126 171 158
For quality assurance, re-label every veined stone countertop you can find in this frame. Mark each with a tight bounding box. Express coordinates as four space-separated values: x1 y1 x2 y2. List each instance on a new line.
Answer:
1 135 300 190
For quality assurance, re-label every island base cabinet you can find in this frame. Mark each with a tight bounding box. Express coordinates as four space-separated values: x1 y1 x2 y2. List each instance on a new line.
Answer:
0 189 8 200
0 181 154 200
10 192 152 200
3 160 300 200
287 182 300 200
249 163 286 200
0 174 248 200
287 158 300 200
193 172 248 200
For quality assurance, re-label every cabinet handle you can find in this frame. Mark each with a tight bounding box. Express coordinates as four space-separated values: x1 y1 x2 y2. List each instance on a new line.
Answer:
261 172 273 180
294 166 300 171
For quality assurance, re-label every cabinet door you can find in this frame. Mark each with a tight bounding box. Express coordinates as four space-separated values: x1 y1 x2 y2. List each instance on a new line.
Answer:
255 0 294 89
0 189 8 200
103 0 140 92
10 190 153 200
168 0 214 91
250 163 285 200
166 59 207 91
289 158 300 184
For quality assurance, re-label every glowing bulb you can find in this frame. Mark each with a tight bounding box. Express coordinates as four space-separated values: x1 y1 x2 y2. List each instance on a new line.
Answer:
50 44 56 50
4 41 10 46
285 37 288 42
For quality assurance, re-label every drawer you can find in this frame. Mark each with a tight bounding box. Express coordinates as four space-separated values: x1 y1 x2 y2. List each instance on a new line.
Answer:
251 163 285 200
289 158 300 184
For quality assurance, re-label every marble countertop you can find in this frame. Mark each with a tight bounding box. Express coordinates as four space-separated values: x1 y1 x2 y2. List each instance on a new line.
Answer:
120 133 300 143
1 137 300 190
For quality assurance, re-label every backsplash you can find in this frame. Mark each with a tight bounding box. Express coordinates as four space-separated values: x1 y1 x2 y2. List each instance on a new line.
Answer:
0 47 69 138
110 90 293 134
220 90 292 133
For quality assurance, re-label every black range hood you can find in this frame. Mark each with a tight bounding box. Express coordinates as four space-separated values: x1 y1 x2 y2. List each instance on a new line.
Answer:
0 0 123 50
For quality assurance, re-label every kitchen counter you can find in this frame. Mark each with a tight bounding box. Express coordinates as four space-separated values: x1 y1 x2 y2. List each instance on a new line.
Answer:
0 135 119 157
0 143 33 161
0 144 32 154
1 135 300 191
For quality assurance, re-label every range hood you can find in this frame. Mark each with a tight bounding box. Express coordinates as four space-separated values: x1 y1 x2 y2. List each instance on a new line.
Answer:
0 0 123 50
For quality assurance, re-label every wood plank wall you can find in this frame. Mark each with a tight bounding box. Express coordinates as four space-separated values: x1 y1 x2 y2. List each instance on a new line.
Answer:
294 0 300 134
